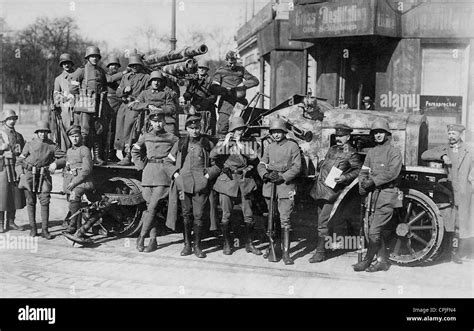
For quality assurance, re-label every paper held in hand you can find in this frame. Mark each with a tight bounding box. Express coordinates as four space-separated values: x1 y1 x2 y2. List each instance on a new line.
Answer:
324 166 343 189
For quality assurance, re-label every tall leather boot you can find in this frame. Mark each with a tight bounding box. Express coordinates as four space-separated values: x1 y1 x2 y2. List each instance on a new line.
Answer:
144 225 158 253
74 216 100 242
27 205 37 237
353 238 379 272
65 202 81 234
451 233 463 264
245 223 262 255
0 212 5 233
181 222 193 256
366 237 390 272
7 210 24 231
309 236 326 263
40 205 53 240
193 225 206 258
93 141 106 166
137 211 153 252
221 222 232 255
117 151 132 166
282 228 294 265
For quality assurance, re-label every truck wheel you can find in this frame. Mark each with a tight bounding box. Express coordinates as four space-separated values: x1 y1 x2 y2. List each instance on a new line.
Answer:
101 204 145 238
387 189 445 266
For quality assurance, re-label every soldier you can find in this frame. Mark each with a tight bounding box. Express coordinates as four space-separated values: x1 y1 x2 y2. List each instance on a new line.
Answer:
353 118 403 272
363 96 375 110
131 108 178 253
211 51 259 136
16 121 66 239
114 54 150 166
62 125 100 237
105 56 128 162
210 117 261 255
0 110 26 232
164 114 221 258
421 124 474 264
130 70 178 136
309 124 362 263
53 53 76 130
257 118 302 265
70 46 109 166
184 60 217 135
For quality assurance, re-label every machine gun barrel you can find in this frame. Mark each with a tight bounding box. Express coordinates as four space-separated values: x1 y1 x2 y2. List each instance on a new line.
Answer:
143 44 208 67
161 59 198 77
278 115 313 142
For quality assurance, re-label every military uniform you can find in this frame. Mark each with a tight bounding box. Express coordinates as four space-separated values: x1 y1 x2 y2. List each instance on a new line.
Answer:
354 118 402 272
16 122 66 238
257 118 302 264
130 86 178 135
63 126 99 234
212 62 259 136
105 62 125 161
53 70 75 129
210 117 261 255
165 115 221 258
0 116 26 232
131 113 178 253
186 74 217 135
309 124 362 262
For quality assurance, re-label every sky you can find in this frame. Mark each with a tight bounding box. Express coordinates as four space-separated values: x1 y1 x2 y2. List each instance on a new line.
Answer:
1 0 270 57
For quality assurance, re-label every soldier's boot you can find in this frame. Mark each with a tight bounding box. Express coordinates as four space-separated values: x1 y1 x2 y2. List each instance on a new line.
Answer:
281 228 294 265
181 222 193 256
451 234 463 264
108 149 120 163
137 211 153 252
27 205 37 237
244 223 262 255
65 202 81 234
40 205 53 240
117 151 132 166
193 225 206 258
93 141 106 166
144 226 158 253
353 239 378 272
62 211 71 229
7 211 24 231
366 238 390 272
309 236 326 263
0 212 5 233
221 222 232 255
73 217 98 242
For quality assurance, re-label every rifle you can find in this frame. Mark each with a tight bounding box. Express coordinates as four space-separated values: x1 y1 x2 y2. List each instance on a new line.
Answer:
266 182 278 262
358 191 372 262
37 167 45 193
50 191 66 195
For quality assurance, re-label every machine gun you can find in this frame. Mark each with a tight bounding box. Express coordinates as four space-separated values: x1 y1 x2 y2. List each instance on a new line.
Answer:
277 115 313 142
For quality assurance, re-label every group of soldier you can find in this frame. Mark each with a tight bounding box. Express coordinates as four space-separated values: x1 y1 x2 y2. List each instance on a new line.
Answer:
0 44 471 271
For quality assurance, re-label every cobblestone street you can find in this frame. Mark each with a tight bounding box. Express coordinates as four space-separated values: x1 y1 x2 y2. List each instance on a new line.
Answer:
0 175 473 299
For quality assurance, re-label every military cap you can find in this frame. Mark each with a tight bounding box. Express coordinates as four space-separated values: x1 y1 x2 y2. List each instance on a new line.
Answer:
335 123 353 136
363 96 372 102
225 50 238 60
67 125 82 136
148 108 165 120
229 116 246 132
59 53 74 66
447 124 465 133
185 114 202 128
1 109 18 121
34 120 51 133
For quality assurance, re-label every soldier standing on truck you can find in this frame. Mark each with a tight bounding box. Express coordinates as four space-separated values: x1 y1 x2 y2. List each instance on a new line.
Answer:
53 53 76 131
258 118 302 265
70 46 110 166
309 124 362 263
0 110 26 233
114 54 150 166
353 118 403 272
16 121 66 239
130 70 178 136
421 124 474 264
105 56 128 163
211 51 259 137
210 116 262 256
131 109 178 253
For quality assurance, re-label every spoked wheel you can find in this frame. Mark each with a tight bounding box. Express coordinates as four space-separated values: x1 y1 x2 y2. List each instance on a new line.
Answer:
387 189 444 266
100 203 145 237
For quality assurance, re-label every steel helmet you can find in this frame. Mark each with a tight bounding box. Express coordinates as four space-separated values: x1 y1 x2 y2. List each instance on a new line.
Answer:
1 109 18 122
370 118 390 134
269 118 288 133
149 70 164 81
59 53 74 66
84 46 101 59
106 56 121 67
229 117 246 132
198 60 210 70
127 54 144 67
225 50 238 60
34 120 51 133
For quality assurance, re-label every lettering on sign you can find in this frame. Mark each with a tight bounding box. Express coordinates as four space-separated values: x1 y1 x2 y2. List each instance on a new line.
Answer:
318 5 367 33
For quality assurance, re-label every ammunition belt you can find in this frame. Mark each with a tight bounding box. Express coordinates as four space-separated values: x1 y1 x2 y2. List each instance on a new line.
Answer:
23 164 50 173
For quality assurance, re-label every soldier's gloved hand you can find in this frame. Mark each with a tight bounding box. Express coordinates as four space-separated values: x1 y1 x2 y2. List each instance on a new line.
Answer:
361 178 375 190
262 173 271 183
271 174 285 185
268 171 280 182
